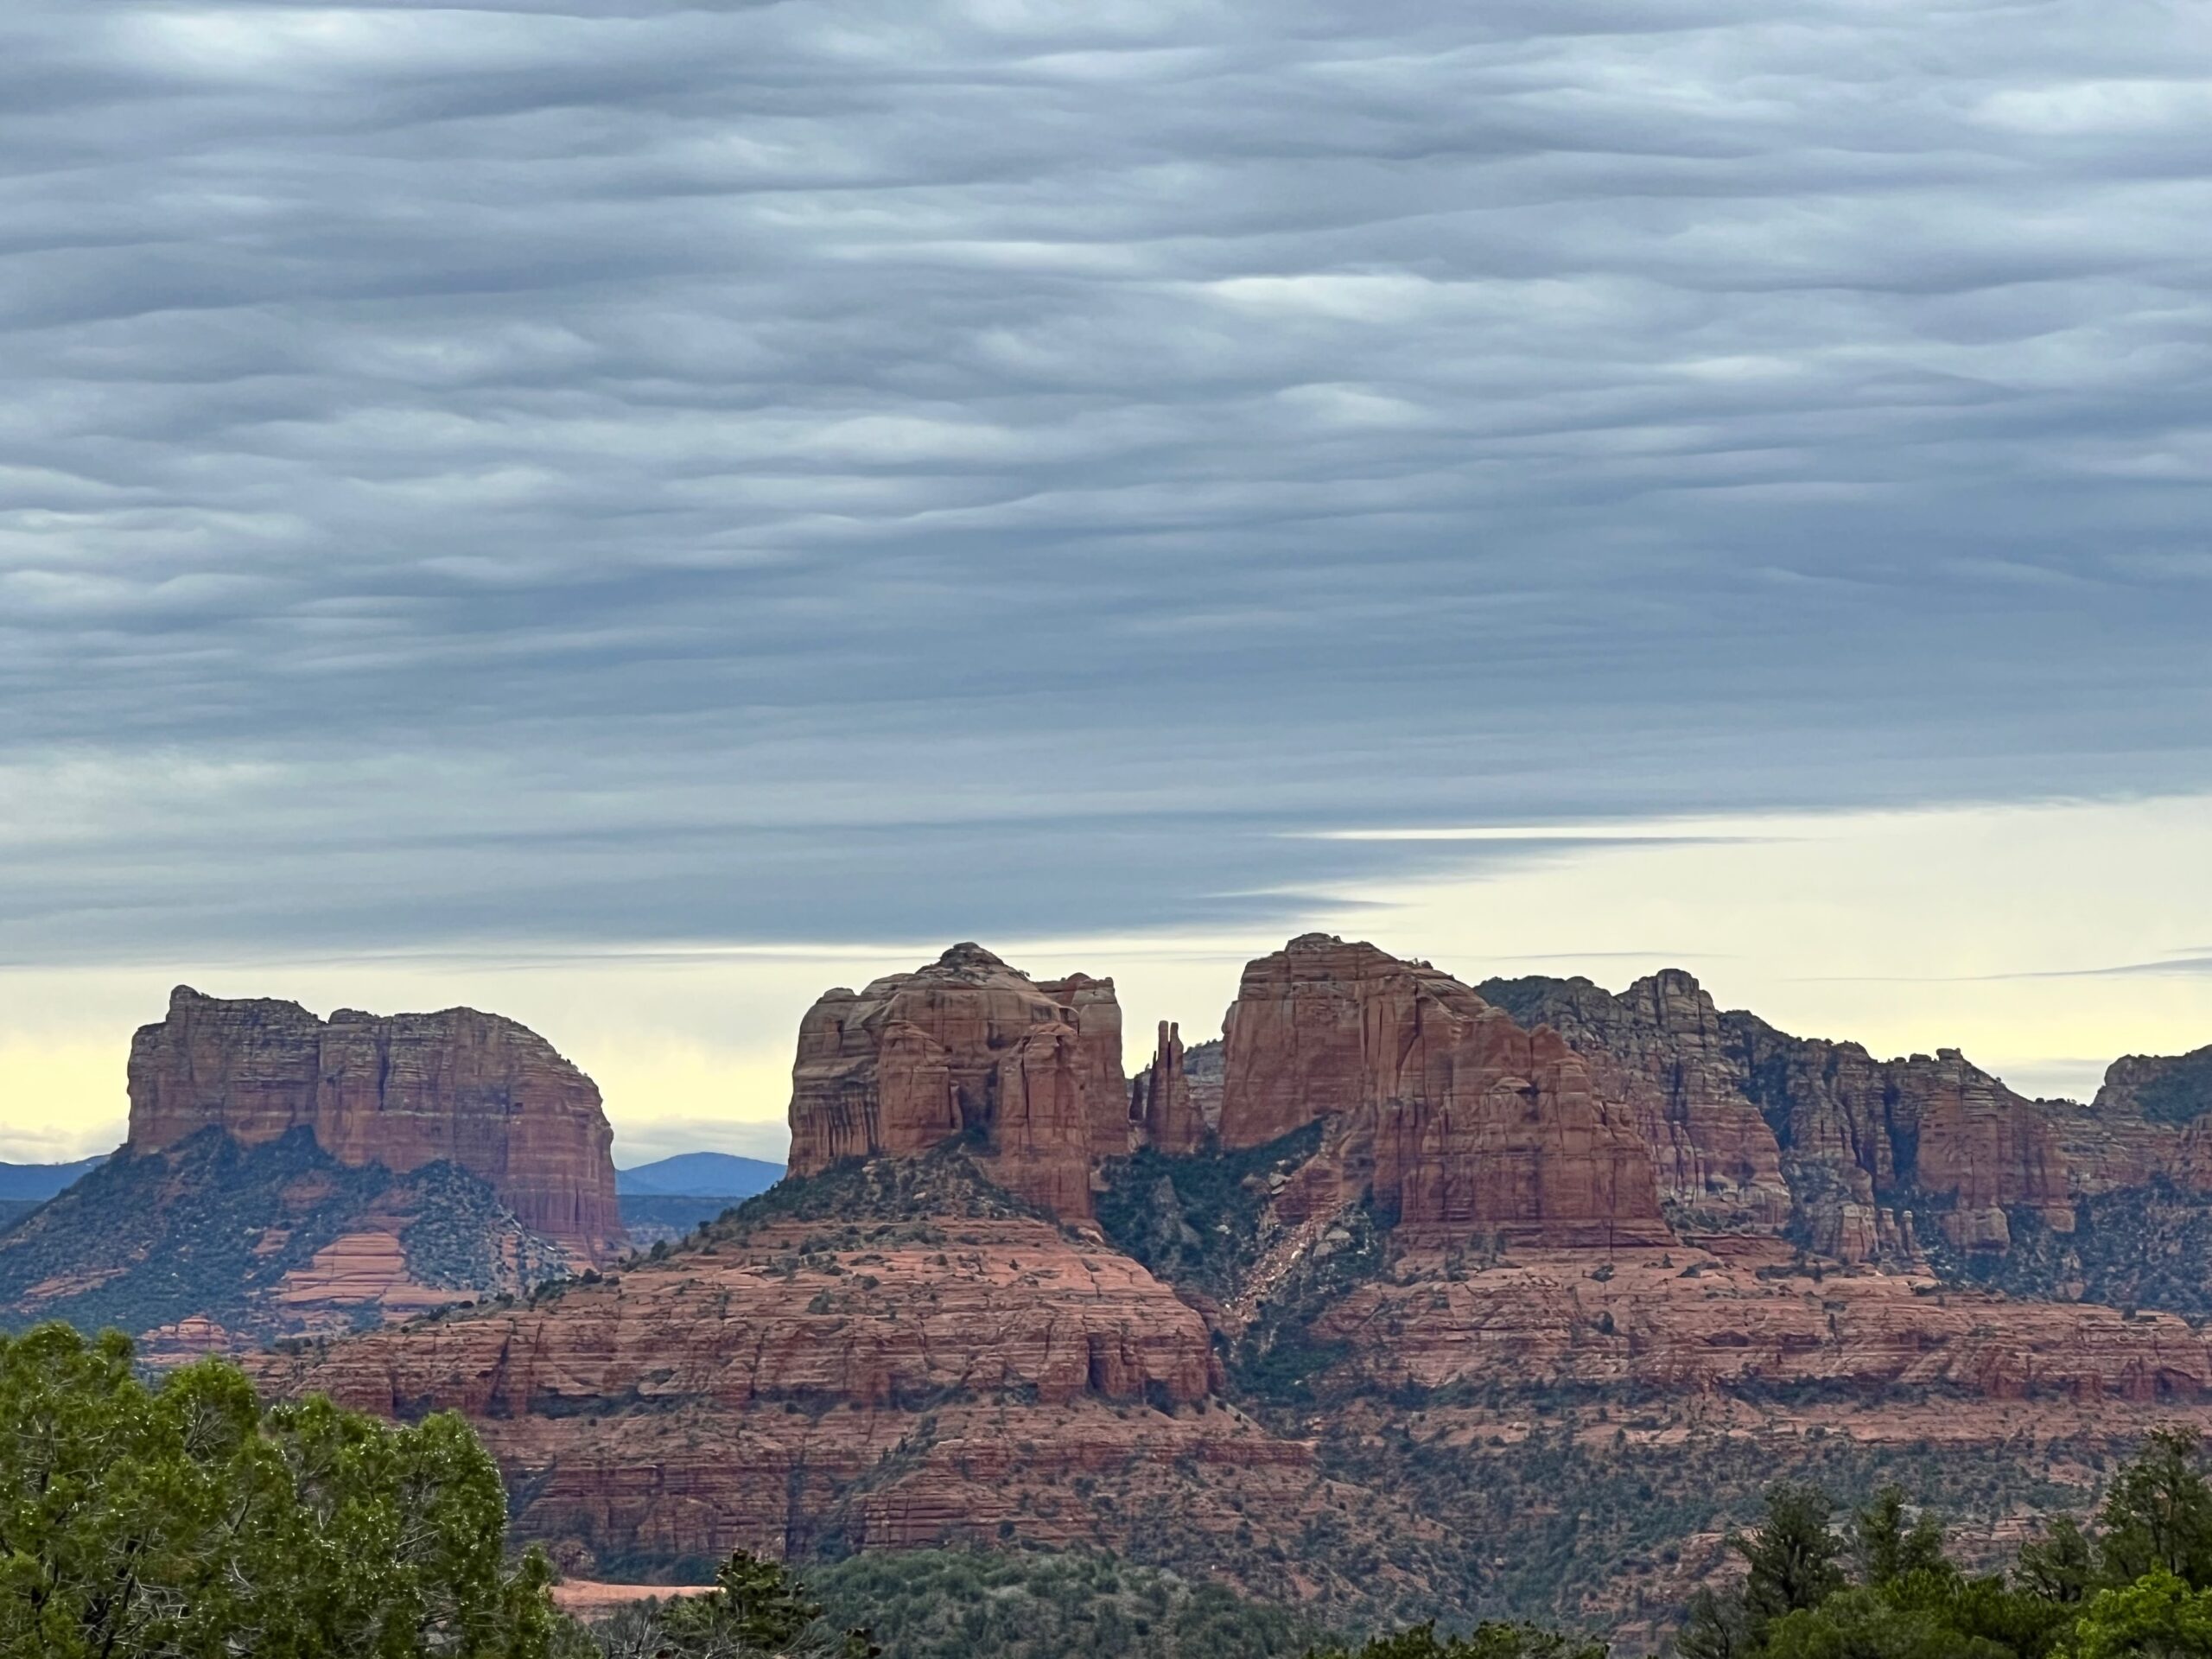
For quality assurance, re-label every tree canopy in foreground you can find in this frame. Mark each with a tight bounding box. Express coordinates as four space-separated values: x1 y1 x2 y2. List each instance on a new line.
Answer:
0 1321 556 1658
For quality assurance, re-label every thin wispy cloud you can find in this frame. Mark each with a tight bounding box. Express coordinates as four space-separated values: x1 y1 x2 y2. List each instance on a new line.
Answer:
1 0 2208 966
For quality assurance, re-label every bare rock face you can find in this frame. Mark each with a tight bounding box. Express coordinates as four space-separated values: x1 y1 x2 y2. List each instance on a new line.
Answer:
127 987 623 1262
1483 970 2074 1260
1130 1021 1210 1155
1217 936 1673 1249
248 1211 1368 1587
2028 1046 2212 1196
1480 971 1794 1230
785 945 1126 1220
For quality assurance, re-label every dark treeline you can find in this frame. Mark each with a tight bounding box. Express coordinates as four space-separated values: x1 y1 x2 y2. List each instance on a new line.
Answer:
1676 1430 2212 1658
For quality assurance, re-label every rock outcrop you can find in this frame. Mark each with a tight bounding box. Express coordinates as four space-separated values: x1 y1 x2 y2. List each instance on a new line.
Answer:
251 1192 1371 1592
1130 1021 1210 1155
1217 936 1673 1249
786 945 1127 1220
2021 1045 2212 1197
1323 1235 2212 1403
1483 970 2075 1260
128 987 623 1262
1476 970 1793 1230
238 945 2212 1639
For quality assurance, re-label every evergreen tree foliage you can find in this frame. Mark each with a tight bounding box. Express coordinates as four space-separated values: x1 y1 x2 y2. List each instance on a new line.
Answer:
0 1321 557 1657
569 1552 878 1659
2096 1430 2212 1592
1303 1620 1605 1659
1666 1427 2212 1659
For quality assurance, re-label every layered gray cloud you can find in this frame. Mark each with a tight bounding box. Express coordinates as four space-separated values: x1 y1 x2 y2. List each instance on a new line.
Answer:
4 0 2209 962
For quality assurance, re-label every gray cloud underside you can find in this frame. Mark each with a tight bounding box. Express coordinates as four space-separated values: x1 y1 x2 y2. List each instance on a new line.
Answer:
3 0 2209 962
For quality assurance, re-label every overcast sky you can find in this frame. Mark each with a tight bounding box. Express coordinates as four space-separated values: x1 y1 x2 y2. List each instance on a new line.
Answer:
3 1 2210 1156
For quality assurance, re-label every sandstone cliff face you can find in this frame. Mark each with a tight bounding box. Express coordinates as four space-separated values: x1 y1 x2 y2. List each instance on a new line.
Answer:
1217 936 1672 1249
786 945 1125 1220
1483 971 2074 1260
1130 1021 1210 1155
250 1208 1362 1581
1322 1236 2212 1404
1479 971 1793 1230
2024 1046 2212 1197
127 988 623 1262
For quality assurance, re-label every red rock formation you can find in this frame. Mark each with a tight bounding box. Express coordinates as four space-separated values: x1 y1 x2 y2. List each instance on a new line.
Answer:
1038 973 1135 1163
1184 1039 1225 1133
785 945 1124 1220
1131 1020 1209 1154
1481 971 1793 1230
1484 970 2075 1259
1891 1049 2074 1249
2023 1046 2212 1197
1217 936 1672 1249
1323 1237 2212 1403
250 1214 1367 1581
127 987 623 1261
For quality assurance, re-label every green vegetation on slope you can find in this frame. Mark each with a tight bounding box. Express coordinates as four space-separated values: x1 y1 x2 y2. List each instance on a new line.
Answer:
706 1141 1052 1247
2137 1048 2212 1127
1096 1123 1324 1304
1944 1187 2212 1323
1303 1420 2093 1634
1674 1428 2212 1659
802 1549 1327 1659
0 1125 562 1338
1094 1123 1393 1405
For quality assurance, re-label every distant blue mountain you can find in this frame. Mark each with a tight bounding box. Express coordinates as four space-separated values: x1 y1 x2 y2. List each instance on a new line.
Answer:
614 1152 784 1198
0 1156 106 1203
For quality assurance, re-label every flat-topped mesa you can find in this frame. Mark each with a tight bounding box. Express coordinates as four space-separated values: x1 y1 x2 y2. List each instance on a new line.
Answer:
1220 935 1674 1249
127 987 623 1262
785 944 1126 1220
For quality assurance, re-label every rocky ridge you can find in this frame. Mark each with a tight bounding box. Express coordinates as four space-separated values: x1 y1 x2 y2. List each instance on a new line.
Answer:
1480 969 2076 1261
0 1127 569 1346
251 1150 1391 1605
0 987 629 1346
247 933 2212 1642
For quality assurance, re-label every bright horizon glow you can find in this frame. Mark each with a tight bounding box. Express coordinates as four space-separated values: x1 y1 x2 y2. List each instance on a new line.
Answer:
3 791 2209 1166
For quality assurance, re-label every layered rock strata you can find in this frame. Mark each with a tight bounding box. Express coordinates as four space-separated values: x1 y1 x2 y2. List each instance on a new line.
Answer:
1471 969 1793 1230
1130 1021 1209 1155
1218 936 1673 1249
1481 971 2074 1260
1324 1236 2212 1403
251 1211 1358 1579
128 988 623 1261
786 945 1127 1219
2024 1045 2212 1196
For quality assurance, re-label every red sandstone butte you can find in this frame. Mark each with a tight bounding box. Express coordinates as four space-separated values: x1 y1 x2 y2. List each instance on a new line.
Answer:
1219 935 1673 1249
785 944 1130 1220
128 987 624 1262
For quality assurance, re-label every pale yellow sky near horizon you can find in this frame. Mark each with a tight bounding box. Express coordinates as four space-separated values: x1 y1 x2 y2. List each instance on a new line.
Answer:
3 791 2209 1166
